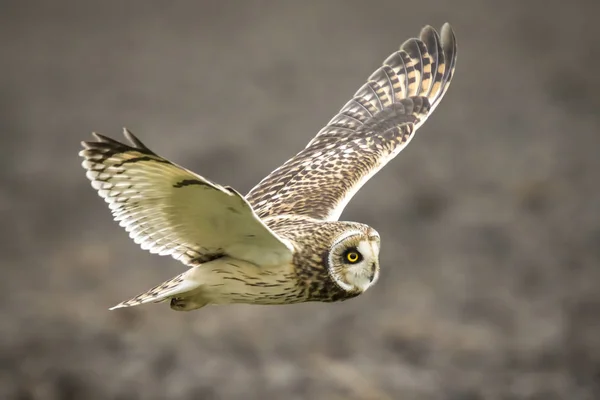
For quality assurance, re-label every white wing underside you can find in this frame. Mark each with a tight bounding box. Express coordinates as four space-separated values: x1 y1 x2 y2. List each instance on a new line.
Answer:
80 130 293 268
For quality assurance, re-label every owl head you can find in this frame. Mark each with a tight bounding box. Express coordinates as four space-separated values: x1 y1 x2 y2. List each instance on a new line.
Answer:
326 224 381 294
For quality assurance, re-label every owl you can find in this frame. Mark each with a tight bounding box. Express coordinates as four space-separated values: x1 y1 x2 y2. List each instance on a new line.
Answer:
80 23 457 311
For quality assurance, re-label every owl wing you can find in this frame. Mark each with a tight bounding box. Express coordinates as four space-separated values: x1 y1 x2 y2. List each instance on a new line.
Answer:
246 24 457 221
80 130 293 268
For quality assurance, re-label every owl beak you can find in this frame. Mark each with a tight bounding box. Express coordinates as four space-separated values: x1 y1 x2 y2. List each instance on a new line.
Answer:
368 262 378 282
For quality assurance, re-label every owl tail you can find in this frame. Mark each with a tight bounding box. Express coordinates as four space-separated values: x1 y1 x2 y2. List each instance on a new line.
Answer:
109 271 204 311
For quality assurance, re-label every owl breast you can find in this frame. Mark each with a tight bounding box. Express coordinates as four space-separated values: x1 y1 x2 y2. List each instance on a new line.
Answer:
187 257 307 305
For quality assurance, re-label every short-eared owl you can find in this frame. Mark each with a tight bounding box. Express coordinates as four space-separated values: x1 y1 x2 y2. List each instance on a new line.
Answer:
80 24 457 311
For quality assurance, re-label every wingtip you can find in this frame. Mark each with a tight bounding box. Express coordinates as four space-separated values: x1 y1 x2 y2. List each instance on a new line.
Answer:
440 23 457 49
122 127 134 143
122 127 151 151
440 22 457 83
109 303 126 311
122 127 136 144
92 132 116 143
420 24 437 37
441 22 454 32
80 132 101 151
420 23 453 42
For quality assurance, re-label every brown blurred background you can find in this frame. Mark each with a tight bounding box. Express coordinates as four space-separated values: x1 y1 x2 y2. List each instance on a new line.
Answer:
2 1 600 399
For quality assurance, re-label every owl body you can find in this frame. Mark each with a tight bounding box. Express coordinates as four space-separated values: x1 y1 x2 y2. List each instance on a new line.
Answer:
164 257 302 311
131 217 379 311
80 24 457 311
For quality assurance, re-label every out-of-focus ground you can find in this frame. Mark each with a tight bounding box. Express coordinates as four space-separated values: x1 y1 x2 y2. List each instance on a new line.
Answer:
2 1 600 399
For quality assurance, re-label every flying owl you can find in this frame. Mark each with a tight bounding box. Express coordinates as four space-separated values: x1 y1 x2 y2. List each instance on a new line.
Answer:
80 23 457 311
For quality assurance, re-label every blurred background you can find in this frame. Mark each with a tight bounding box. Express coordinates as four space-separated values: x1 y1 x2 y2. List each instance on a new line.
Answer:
2 0 600 399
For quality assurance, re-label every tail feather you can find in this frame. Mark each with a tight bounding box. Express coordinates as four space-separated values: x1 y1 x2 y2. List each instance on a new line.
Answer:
109 272 199 310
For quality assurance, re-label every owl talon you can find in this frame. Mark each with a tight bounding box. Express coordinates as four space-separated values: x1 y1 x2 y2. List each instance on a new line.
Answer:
170 297 208 311
170 298 186 310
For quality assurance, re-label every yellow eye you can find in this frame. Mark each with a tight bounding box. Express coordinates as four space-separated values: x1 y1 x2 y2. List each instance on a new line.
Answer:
344 249 362 264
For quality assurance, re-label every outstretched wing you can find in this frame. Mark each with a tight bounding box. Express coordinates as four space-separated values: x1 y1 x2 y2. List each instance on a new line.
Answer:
80 129 293 268
247 23 457 221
